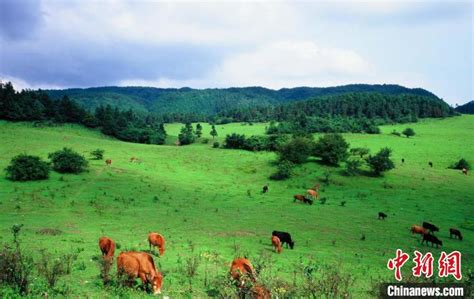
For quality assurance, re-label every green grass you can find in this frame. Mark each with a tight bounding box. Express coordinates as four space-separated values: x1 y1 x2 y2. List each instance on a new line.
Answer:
0 116 473 297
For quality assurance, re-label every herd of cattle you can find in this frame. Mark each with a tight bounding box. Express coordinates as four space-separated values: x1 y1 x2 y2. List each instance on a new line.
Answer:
409 222 463 247
95 158 467 296
98 231 296 297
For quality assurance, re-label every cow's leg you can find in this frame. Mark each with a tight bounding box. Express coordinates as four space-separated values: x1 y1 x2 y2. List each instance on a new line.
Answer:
138 273 149 292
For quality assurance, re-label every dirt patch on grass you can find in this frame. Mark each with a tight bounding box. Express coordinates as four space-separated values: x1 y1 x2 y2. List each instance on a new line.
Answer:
36 228 63 236
214 230 256 237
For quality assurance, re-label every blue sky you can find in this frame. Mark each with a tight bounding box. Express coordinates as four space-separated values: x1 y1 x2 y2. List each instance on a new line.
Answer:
0 0 472 105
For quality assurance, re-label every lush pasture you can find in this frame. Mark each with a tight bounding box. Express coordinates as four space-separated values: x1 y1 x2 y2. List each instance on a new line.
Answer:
0 116 473 297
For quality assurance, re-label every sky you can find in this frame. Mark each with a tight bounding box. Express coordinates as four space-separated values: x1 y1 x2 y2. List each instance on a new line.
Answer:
0 0 472 105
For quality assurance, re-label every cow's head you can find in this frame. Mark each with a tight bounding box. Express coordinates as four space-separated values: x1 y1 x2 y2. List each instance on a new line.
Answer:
289 241 295 249
152 272 163 295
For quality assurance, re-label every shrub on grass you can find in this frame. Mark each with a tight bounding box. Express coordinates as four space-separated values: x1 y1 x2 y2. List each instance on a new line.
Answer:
450 158 470 170
90 149 104 160
277 137 314 164
5 154 49 181
345 159 362 176
314 134 349 166
269 160 294 180
366 147 395 176
212 141 220 148
402 127 415 138
37 250 68 289
0 224 34 295
48 148 88 174
349 147 370 158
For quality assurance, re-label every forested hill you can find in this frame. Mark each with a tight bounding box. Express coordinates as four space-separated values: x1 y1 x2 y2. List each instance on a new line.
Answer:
46 84 439 116
455 101 474 114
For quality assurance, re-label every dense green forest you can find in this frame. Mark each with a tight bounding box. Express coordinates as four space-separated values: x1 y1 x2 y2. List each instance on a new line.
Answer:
455 100 474 114
46 84 440 118
1 81 456 143
0 82 167 144
219 92 455 123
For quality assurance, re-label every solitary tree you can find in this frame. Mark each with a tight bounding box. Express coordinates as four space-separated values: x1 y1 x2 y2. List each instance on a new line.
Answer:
314 134 349 166
195 123 203 138
366 147 395 176
402 128 415 138
210 125 218 140
178 123 196 145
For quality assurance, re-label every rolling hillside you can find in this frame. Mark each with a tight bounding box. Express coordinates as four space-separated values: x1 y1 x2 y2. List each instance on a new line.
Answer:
0 116 472 297
46 84 440 116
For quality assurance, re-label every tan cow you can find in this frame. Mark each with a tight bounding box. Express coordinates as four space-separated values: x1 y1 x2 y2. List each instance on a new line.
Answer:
117 251 163 295
99 237 115 259
411 225 428 235
148 233 165 256
271 236 282 254
230 258 256 286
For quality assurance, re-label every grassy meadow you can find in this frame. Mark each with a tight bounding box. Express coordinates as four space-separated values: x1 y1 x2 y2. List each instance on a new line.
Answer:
0 116 473 297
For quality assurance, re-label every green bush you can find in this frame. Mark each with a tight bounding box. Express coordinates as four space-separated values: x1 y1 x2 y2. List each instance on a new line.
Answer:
213 142 220 148
269 160 294 180
314 134 349 166
366 147 395 176
5 154 49 181
48 148 88 174
350 147 370 158
345 159 362 176
90 149 104 160
224 133 247 149
277 137 314 164
402 128 415 138
450 158 470 170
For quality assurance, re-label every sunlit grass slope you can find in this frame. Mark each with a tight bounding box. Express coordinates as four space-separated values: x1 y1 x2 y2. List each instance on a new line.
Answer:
0 116 472 297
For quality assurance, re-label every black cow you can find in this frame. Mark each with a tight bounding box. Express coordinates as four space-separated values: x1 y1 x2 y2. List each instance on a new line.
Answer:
272 231 294 249
422 222 439 234
421 234 442 247
428 161 433 168
378 212 387 220
449 228 463 241
262 185 269 194
401 158 405 163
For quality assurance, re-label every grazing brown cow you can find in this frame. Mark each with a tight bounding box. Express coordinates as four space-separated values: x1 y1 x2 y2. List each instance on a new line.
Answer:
130 157 136 162
294 194 313 205
294 194 306 203
462 168 468 175
99 237 115 259
230 258 256 286
449 228 463 241
306 189 319 200
148 233 165 256
271 236 282 254
251 285 271 299
117 251 163 295
105 159 112 166
411 225 428 235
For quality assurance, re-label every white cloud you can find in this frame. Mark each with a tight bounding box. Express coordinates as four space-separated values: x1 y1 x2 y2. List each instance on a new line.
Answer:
0 74 64 90
212 41 375 88
119 40 376 89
